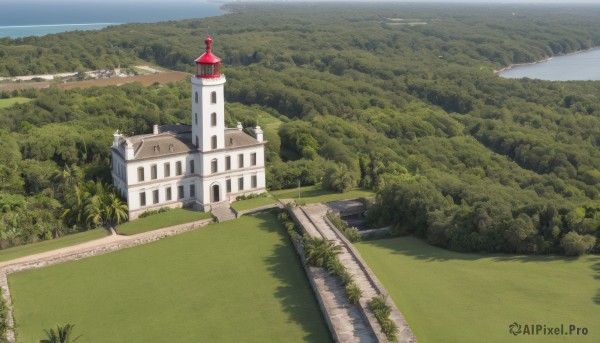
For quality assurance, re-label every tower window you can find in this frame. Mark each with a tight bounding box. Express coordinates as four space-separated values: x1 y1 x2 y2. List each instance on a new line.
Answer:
137 167 144 182
211 112 217 126
211 159 218 173
211 91 217 104
196 136 199 147
195 113 198 125
190 160 195 174
211 135 217 150
195 91 199 104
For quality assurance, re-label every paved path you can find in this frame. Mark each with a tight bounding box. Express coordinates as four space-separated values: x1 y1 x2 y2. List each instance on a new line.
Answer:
295 203 417 343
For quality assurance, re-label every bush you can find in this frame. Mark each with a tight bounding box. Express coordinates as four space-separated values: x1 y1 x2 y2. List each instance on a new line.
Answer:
345 281 363 304
236 192 268 201
0 289 9 341
326 211 361 243
139 207 171 218
369 295 398 342
560 232 597 256
303 236 342 268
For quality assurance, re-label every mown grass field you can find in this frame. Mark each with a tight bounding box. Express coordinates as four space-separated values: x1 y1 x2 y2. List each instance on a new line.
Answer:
231 196 278 212
0 97 32 108
9 212 331 343
116 208 213 235
271 184 375 204
0 229 108 263
356 237 600 343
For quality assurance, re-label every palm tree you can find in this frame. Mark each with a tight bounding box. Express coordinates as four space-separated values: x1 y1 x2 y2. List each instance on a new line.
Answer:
303 236 342 267
39 323 81 343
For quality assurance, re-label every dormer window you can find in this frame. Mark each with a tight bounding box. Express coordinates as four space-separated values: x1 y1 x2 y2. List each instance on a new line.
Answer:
153 145 160 152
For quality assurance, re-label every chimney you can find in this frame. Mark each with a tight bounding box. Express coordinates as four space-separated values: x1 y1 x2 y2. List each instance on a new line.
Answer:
153 124 159 135
113 130 121 147
254 126 263 142
125 139 134 160
236 122 243 131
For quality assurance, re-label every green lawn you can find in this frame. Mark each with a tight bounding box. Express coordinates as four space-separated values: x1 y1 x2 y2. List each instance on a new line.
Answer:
0 229 108 263
9 213 331 343
116 208 213 235
271 184 375 204
356 236 600 343
231 196 278 212
0 97 32 108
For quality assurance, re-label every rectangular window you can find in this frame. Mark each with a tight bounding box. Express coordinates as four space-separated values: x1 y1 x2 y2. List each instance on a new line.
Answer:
225 156 231 170
166 187 172 201
151 165 157 180
251 153 257 166
190 160 195 174
226 179 231 193
251 175 257 188
238 154 244 168
211 159 218 174
176 161 182 176
139 192 146 206
164 163 171 178
178 185 184 199
137 167 144 182
190 184 196 197
211 135 217 150
153 190 159 204
238 177 244 191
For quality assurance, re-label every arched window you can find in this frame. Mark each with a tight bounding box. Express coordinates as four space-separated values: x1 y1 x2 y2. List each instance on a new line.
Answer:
211 91 217 104
211 135 217 150
211 112 217 126
195 113 198 125
195 91 199 103
211 159 218 173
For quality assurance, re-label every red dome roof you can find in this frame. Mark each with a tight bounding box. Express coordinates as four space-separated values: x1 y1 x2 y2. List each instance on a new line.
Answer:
195 35 221 64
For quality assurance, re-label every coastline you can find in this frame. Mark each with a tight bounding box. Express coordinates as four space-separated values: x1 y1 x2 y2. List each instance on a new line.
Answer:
495 46 600 74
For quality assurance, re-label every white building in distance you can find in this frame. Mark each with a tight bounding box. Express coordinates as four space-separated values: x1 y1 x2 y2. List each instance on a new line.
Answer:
111 36 267 220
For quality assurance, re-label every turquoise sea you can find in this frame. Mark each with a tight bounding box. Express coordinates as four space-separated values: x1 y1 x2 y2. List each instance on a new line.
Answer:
0 1 225 38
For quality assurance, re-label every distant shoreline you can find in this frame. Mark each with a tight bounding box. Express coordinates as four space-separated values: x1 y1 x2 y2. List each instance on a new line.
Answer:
495 46 600 74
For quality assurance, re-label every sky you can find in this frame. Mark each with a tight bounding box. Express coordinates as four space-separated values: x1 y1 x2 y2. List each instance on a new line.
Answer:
13 0 600 3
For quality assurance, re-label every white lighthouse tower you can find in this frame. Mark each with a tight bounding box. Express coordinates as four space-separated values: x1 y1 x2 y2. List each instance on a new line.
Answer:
191 36 226 151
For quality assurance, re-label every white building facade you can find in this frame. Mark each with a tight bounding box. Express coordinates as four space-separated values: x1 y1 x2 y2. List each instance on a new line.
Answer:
111 36 267 219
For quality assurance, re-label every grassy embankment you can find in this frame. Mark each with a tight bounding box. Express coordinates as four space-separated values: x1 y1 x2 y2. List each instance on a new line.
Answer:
0 229 108 263
357 236 600 343
0 97 31 108
270 184 375 204
9 212 331 343
115 208 213 235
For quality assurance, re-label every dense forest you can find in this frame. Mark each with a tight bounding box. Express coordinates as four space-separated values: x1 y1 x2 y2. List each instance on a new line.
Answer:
1 3 599 255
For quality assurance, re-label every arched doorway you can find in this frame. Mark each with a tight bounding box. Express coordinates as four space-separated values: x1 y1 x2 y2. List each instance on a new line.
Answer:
211 184 220 203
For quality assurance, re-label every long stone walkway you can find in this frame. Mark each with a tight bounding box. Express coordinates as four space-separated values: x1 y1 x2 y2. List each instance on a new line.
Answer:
292 203 417 343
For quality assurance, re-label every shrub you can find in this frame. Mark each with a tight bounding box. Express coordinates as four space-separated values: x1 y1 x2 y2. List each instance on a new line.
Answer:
560 232 596 256
326 211 361 243
236 192 268 201
346 281 363 304
139 207 171 218
303 236 342 268
0 290 10 342
369 295 398 342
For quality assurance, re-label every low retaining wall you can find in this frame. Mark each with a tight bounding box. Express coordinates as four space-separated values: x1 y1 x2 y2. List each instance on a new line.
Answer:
232 203 282 218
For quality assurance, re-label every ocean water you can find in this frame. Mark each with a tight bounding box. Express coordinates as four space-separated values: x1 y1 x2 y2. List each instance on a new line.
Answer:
499 48 600 81
0 0 225 38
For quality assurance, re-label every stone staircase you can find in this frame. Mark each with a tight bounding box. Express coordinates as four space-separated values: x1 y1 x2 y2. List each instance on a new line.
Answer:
211 203 236 222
